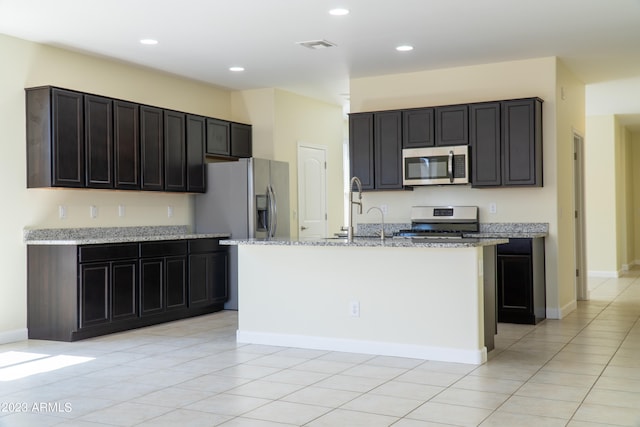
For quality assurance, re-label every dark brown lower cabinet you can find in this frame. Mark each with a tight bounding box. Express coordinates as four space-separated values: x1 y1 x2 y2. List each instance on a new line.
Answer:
27 238 228 341
497 238 546 324
189 239 229 307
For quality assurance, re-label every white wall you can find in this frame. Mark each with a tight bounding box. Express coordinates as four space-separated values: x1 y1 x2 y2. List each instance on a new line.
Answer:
349 57 585 318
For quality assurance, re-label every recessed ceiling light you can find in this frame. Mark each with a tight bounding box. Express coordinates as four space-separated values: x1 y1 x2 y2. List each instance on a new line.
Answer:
329 8 350 16
229 66 245 72
139 39 158 45
396 45 414 52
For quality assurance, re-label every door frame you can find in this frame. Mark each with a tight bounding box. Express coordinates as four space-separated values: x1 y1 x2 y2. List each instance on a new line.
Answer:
297 142 329 239
574 130 589 300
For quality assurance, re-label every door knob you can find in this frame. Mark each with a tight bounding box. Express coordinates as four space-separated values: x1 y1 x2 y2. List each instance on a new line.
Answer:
300 226 308 230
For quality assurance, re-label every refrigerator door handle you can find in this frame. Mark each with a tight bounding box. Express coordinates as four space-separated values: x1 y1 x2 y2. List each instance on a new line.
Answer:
268 184 278 238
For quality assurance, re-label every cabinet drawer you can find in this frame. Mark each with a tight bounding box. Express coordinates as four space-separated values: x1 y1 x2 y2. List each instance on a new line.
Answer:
498 238 532 255
189 238 223 253
79 243 139 263
140 240 187 257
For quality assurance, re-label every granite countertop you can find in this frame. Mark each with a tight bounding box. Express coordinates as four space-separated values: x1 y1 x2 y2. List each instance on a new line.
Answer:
24 226 230 245
357 222 549 239
221 236 509 248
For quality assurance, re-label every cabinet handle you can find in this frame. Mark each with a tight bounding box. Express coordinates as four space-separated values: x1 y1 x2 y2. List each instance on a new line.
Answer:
300 226 308 231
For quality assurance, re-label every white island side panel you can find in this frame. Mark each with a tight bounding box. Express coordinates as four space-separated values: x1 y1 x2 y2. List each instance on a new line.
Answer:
236 244 487 364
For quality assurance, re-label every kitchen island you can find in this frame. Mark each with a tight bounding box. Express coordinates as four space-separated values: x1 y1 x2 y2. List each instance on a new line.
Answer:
222 236 508 364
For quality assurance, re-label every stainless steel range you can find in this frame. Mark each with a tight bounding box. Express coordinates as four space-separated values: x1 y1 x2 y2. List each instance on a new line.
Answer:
394 206 479 239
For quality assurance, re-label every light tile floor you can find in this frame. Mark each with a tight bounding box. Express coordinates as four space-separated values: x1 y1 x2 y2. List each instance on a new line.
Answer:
1 270 640 427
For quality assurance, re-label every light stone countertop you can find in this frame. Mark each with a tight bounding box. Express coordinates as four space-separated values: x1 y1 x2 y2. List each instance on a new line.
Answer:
221 236 508 248
24 226 229 245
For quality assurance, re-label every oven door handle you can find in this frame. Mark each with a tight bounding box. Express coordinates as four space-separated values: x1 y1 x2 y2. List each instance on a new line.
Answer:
448 150 454 183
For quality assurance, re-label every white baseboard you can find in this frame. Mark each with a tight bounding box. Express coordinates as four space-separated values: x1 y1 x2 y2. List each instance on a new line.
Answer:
237 330 487 365
588 270 620 278
0 328 28 345
547 300 577 319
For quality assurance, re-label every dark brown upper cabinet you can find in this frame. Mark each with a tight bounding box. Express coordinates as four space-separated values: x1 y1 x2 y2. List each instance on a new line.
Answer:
436 104 468 146
502 98 543 186
85 95 113 188
470 102 502 187
348 111 404 191
186 114 206 193
471 98 543 187
114 100 140 190
230 122 252 158
26 86 252 193
349 112 374 190
374 111 403 190
163 110 186 192
206 118 230 156
27 87 84 188
140 105 164 191
402 108 435 148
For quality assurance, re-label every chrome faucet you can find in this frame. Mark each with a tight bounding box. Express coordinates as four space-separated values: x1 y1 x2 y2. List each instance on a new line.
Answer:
367 206 385 241
347 176 363 242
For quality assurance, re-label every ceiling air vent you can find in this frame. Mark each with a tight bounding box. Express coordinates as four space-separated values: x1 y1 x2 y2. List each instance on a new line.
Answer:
296 39 337 50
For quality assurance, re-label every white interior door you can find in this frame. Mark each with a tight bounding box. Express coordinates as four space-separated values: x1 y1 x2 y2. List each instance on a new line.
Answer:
297 143 328 240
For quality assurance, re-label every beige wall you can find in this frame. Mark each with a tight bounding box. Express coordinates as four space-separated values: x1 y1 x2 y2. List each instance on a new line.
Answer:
556 60 587 309
350 57 585 318
634 133 640 264
232 89 344 238
0 33 235 341
584 115 638 276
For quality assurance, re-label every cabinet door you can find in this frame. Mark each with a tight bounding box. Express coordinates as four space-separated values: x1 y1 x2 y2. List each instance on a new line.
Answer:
435 105 468 146
165 256 187 310
85 95 113 188
186 114 206 193
497 254 533 322
502 99 543 186
230 122 252 158
80 263 110 328
140 106 164 190
402 108 434 148
206 118 230 156
112 260 138 321
114 100 140 190
470 102 501 187
52 88 84 187
210 251 229 303
189 251 229 307
164 111 187 192
348 113 374 190
374 111 403 189
140 258 164 316
189 253 210 306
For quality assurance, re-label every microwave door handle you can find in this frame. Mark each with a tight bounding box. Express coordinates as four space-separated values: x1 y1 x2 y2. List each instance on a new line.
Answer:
448 150 454 183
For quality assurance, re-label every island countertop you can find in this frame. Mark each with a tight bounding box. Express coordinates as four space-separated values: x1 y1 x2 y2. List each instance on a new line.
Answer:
221 236 509 248
24 226 229 245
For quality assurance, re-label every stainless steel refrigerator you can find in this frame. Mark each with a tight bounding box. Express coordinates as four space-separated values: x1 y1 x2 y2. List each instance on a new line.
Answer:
194 158 290 309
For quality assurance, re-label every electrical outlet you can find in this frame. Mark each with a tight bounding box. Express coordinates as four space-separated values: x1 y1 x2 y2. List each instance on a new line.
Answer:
349 301 360 317
118 205 125 217
167 206 174 218
58 205 67 219
489 203 497 214
90 205 98 218
380 204 388 215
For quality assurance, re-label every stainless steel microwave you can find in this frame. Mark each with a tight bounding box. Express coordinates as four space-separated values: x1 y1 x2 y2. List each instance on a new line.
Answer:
402 145 469 186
